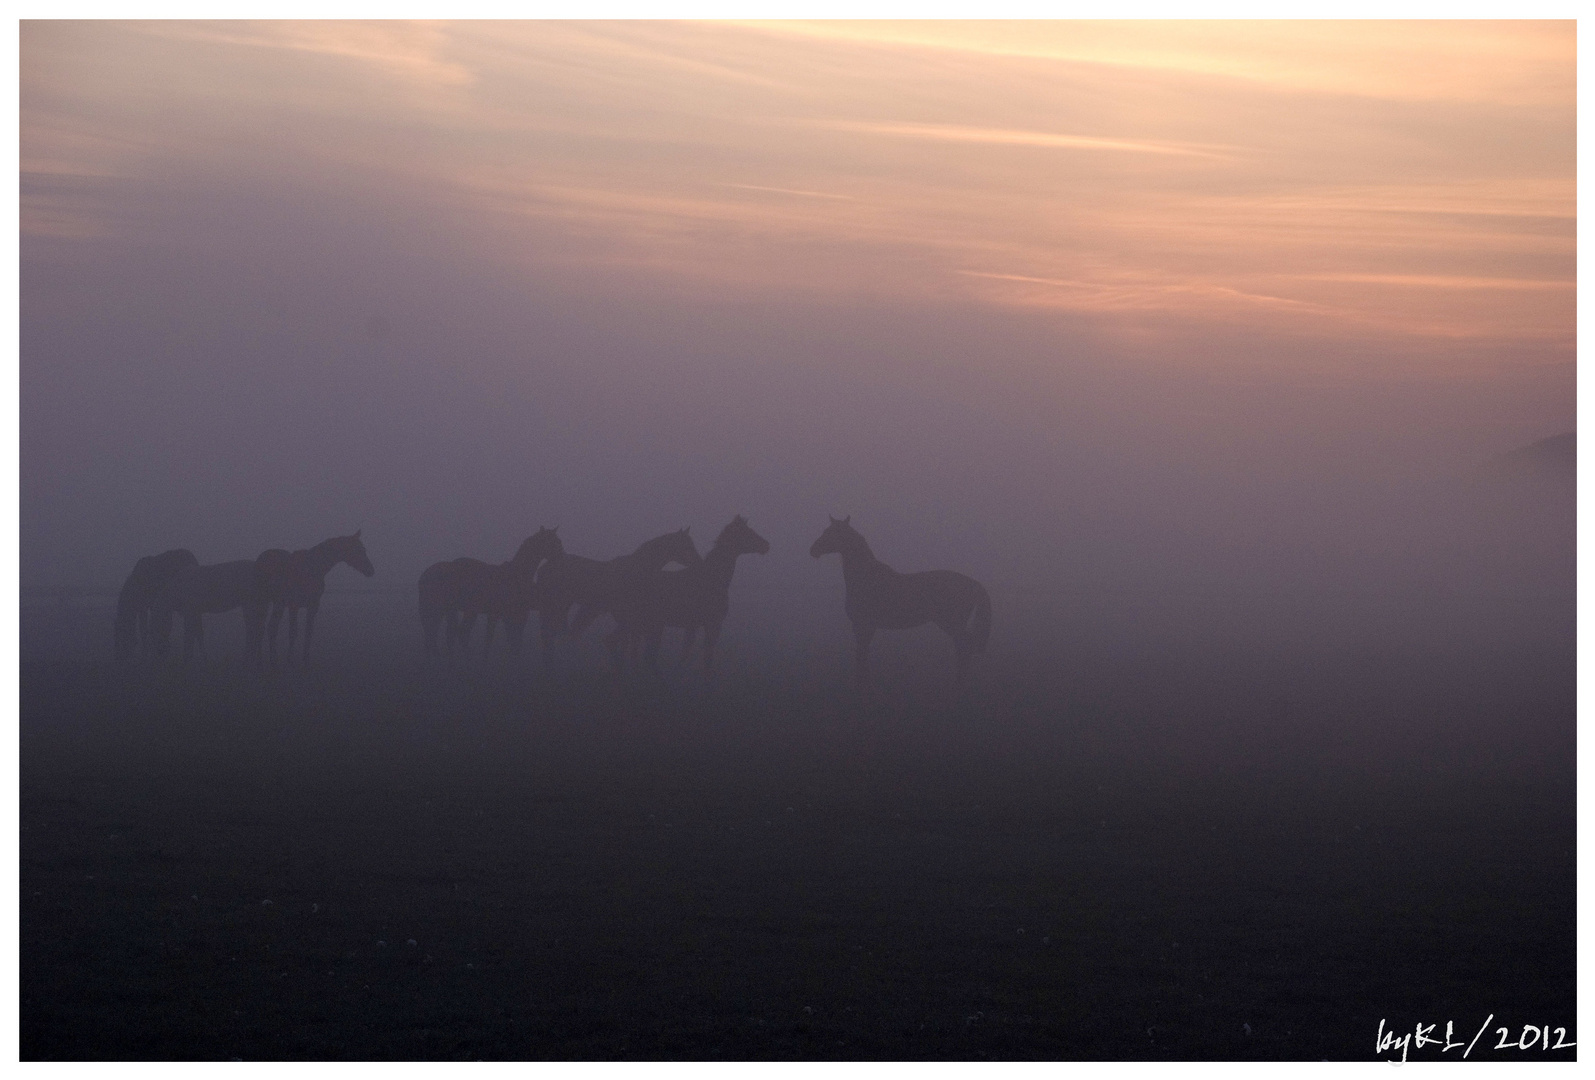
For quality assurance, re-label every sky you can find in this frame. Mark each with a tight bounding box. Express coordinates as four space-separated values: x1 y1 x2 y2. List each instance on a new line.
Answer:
18 20 1576 637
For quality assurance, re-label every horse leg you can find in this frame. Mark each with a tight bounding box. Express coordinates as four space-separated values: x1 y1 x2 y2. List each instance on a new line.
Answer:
604 626 625 675
421 609 438 657
302 602 319 664
538 611 556 669
938 620 972 684
185 614 204 664
645 625 665 674
951 630 972 684
569 603 600 639
679 625 698 666
286 607 300 665
853 623 875 684
243 602 263 668
482 616 498 658
541 602 571 667
265 604 284 669
702 620 723 673
152 610 171 658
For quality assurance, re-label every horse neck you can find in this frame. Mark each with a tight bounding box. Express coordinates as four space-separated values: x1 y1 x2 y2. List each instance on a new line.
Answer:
697 542 742 588
301 540 345 580
631 538 682 573
837 538 884 585
511 544 551 574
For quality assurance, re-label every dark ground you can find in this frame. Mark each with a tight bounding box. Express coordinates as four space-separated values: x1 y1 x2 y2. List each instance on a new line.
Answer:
18 592 1577 1061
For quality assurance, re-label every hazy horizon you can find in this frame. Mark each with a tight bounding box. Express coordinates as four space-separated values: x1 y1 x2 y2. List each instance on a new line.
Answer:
19 23 1576 1062
21 21 1574 646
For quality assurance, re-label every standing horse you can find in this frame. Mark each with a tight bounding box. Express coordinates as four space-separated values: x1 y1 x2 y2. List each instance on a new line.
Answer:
254 531 375 667
612 515 769 674
149 560 266 664
417 527 563 657
535 528 701 664
418 557 475 657
810 516 991 684
114 548 198 660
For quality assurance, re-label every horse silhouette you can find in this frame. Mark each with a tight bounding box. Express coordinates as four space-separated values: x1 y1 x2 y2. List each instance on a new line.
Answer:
810 516 991 684
612 515 769 674
417 527 563 657
149 560 267 664
535 529 701 663
254 531 375 667
114 548 198 660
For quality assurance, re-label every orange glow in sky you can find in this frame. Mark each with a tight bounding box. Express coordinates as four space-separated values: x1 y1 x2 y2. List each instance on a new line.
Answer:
21 20 1575 358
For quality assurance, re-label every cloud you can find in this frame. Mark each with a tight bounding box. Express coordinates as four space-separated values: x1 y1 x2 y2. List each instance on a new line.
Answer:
19 20 1575 352
734 20 1575 107
139 20 477 90
814 119 1234 159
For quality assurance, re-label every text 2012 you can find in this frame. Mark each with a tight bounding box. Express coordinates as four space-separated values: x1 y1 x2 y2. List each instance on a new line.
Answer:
1377 1015 1574 1062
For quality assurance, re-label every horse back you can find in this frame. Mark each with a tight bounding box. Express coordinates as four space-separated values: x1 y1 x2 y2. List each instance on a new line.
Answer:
459 560 535 615
122 548 198 604
624 568 728 630
162 560 260 615
540 553 619 600
257 548 323 605
847 567 984 629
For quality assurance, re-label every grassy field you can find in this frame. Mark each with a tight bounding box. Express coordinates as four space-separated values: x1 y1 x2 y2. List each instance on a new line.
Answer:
19 595 1576 1060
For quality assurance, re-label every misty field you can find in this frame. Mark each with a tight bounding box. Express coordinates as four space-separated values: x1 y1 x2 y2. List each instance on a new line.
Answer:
19 590 1574 1062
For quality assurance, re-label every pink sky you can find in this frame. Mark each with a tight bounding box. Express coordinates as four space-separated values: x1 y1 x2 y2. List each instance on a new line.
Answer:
23 21 1574 359
19 21 1576 603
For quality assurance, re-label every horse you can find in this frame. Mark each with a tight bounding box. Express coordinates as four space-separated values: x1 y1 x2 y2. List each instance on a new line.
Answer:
254 531 375 667
114 548 198 660
417 527 563 657
535 528 701 664
418 557 474 657
810 516 991 684
612 515 769 674
149 560 267 664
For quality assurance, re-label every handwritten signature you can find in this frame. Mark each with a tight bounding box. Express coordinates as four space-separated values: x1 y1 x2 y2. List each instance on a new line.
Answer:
1377 1016 1575 1062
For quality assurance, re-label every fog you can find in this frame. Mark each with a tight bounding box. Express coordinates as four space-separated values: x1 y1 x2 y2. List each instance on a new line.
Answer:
22 176 1573 658
23 23 1572 651
20 22 1573 1061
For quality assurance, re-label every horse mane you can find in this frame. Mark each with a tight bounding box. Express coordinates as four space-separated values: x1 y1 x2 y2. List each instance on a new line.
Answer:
307 535 346 560
712 515 750 550
835 520 873 559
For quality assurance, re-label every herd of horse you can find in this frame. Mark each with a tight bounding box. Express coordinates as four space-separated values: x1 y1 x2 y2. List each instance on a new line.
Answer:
112 516 992 682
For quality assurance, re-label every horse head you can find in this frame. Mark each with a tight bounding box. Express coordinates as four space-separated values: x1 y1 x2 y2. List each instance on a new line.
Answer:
810 515 857 559
340 531 376 578
718 515 771 558
651 527 702 570
512 526 563 569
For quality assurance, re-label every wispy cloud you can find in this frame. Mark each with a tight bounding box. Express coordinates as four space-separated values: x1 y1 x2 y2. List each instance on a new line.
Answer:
1295 273 1574 291
19 20 1575 351
817 120 1234 159
719 183 855 201
141 20 476 89
735 20 1574 107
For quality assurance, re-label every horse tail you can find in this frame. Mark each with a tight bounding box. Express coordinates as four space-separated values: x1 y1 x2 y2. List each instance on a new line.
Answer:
970 581 992 653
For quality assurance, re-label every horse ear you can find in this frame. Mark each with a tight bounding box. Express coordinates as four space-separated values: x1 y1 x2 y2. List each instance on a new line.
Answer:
355 527 362 538
830 515 839 524
843 515 850 524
